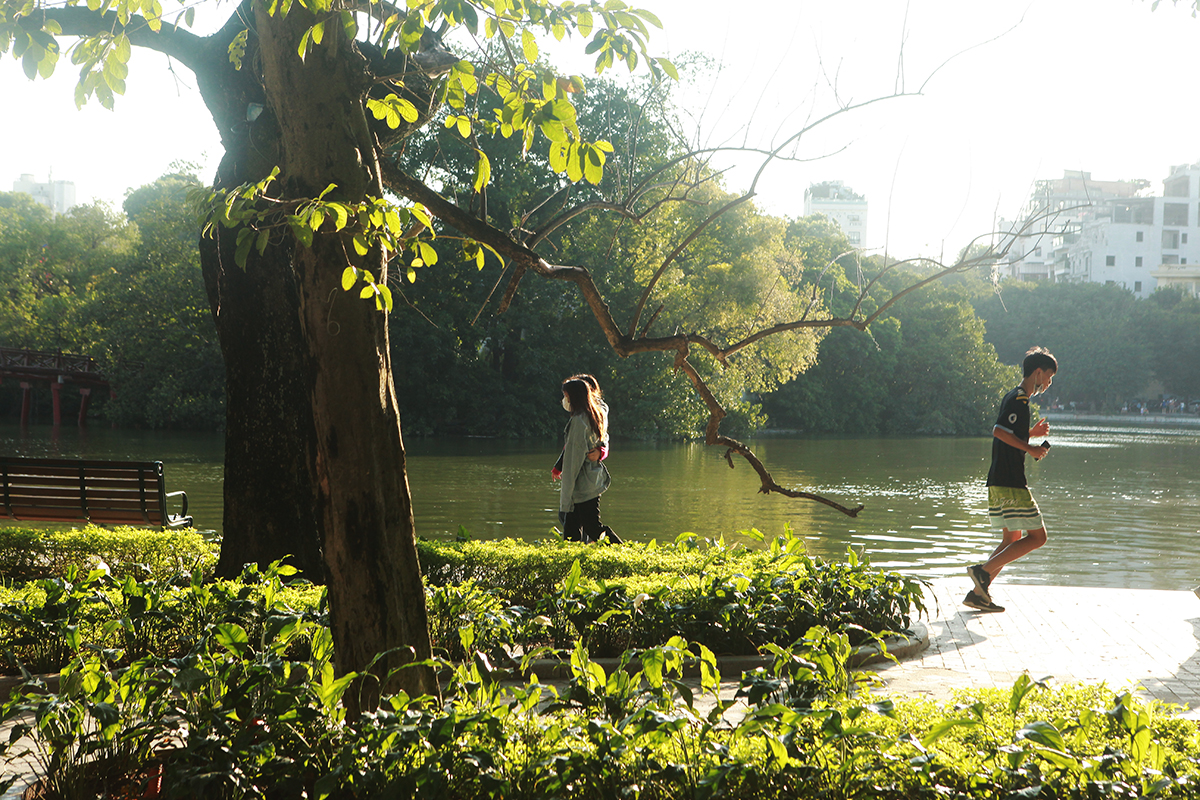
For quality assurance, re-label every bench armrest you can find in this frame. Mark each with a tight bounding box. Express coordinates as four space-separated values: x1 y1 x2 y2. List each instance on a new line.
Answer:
165 490 193 528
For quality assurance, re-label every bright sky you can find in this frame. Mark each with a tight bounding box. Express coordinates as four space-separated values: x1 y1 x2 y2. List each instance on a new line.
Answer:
2 0 1198 260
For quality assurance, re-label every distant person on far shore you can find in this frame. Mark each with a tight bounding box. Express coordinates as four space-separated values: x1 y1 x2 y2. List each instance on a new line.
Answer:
965 346 1058 613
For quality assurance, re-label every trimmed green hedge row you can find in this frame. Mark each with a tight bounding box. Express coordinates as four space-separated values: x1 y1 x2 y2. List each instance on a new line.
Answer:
0 525 215 583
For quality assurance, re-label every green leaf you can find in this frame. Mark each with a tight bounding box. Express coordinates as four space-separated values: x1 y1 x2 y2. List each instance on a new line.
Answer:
1009 672 1036 715
566 143 583 182
410 205 433 230
632 7 662 28
576 10 593 36
352 234 369 256
328 202 350 230
548 141 568 173
472 148 491 192
311 20 325 45
1017 720 1067 751
656 56 678 80
521 28 538 62
562 558 581 594
360 286 375 299
214 623 250 655
341 267 358 291
378 285 393 312
417 241 438 265
920 717 979 747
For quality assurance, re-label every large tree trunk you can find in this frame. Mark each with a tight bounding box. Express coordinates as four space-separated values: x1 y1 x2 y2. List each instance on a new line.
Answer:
190 23 328 582
201 231 327 582
253 4 437 707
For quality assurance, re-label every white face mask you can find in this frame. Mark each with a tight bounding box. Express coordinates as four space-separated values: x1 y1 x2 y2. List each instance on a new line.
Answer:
562 396 572 412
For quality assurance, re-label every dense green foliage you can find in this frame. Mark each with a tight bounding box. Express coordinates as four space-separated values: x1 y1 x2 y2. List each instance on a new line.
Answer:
4 558 1199 799
762 252 1017 436
0 524 216 583
974 282 1200 412
0 528 922 673
0 172 224 428
387 73 825 439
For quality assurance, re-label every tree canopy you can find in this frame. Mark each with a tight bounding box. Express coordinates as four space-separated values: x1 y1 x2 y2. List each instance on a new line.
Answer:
1 0 1029 706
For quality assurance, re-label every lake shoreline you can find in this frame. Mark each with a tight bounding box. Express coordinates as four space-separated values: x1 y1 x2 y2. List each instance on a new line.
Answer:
1043 411 1200 428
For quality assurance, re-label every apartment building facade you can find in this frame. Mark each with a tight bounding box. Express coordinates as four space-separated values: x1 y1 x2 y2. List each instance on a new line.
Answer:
803 181 867 246
11 173 76 216
999 165 1200 299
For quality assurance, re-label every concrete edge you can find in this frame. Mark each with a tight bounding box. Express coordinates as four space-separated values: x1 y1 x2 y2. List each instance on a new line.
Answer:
847 621 930 668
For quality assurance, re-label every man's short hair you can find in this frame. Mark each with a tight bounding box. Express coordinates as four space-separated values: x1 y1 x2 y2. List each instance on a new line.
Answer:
1023 346 1057 377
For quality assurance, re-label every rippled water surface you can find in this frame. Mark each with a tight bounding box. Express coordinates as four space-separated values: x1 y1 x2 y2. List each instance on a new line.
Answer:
4 420 1199 590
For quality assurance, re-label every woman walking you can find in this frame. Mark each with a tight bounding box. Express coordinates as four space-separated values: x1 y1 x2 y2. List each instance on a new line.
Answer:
557 377 619 543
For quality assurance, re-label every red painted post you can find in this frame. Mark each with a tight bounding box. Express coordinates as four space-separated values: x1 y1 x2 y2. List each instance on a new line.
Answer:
78 387 92 426
20 381 32 426
51 379 62 427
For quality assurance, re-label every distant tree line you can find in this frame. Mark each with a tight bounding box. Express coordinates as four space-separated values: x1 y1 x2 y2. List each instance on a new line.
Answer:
5 169 1197 433
5 78 1194 433
0 172 224 428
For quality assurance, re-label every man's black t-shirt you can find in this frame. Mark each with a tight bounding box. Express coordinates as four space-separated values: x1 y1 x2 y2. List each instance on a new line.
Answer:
986 385 1030 488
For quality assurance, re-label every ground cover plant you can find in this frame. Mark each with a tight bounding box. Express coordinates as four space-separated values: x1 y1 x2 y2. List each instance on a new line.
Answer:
4 529 1200 798
0 526 924 674
4 561 1200 799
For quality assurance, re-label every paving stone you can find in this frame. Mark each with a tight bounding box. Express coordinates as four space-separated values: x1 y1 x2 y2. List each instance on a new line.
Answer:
872 579 1200 711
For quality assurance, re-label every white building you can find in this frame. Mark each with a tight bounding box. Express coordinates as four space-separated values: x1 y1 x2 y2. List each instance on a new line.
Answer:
803 181 867 246
999 164 1200 299
1060 164 1200 298
996 170 1149 283
12 173 76 215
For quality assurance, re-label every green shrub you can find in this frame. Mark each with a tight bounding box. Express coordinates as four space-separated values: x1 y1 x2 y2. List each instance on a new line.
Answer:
422 531 926 658
418 533 770 608
6 611 1200 800
0 525 216 583
0 563 324 674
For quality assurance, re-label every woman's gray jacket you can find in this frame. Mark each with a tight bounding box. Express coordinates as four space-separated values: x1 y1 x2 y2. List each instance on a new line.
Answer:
559 413 611 514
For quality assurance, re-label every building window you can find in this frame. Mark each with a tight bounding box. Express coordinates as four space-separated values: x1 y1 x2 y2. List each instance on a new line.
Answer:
1136 256 1143 267
1136 231 1144 242
848 232 860 244
1164 230 1181 249
1184 258 1189 264
1164 203 1189 226
1135 281 1143 292
1106 255 1116 266
1105 280 1115 286
1184 233 1190 244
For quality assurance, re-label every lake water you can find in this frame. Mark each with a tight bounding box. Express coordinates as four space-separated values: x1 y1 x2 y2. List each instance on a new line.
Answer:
3 419 1199 591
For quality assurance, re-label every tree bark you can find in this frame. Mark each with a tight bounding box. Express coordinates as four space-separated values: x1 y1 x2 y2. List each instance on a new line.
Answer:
252 3 437 707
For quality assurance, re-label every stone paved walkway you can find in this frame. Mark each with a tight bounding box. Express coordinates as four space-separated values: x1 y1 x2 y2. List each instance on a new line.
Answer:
871 578 1200 717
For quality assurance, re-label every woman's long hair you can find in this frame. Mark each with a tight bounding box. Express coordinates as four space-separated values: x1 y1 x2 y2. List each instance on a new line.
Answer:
562 378 606 440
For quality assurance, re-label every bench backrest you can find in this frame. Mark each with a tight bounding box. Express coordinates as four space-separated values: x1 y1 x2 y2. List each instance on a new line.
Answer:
0 457 170 527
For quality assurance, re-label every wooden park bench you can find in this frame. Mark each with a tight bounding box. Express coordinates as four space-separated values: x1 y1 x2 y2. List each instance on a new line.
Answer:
0 457 193 529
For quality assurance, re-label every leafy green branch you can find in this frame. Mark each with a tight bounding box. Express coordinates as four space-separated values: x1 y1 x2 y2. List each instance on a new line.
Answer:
193 168 507 311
